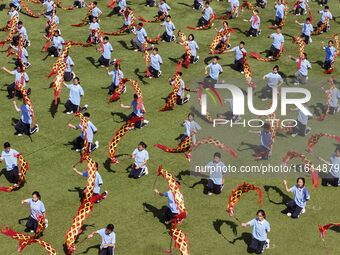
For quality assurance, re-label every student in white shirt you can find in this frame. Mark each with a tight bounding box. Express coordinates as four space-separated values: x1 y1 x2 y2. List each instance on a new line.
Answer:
98 36 113 67
87 224 116 255
129 142 149 178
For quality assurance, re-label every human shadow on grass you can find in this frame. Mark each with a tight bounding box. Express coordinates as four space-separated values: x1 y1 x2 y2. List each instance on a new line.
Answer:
0 4 6 11
213 219 238 239
11 117 19 127
103 155 131 173
117 40 130 50
86 56 99 68
18 217 29 227
229 232 252 246
142 203 169 227
81 244 101 254
232 27 248 37
176 170 191 181
311 60 324 68
168 57 180 64
111 111 127 123
264 185 290 205
238 142 262 156
68 186 84 202
134 68 149 85
49 98 60 118
190 178 209 194
309 102 325 118
178 2 192 7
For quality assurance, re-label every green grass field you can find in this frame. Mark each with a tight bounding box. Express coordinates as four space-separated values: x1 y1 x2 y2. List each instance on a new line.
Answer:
0 0 339 254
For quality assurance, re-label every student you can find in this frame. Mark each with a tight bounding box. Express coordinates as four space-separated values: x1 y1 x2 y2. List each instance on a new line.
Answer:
15 21 29 47
154 188 182 224
322 40 336 72
129 142 149 179
21 191 47 233
317 6 332 31
193 0 204 10
252 123 272 160
241 210 270 254
213 21 231 51
68 112 99 152
89 1 102 23
72 163 108 199
8 4 19 19
13 100 39 136
245 10 261 37
158 0 170 18
227 0 239 19
87 17 100 44
294 0 306 16
1 65 29 99
291 109 311 137
169 72 190 105
266 27 284 58
146 0 156 7
198 1 213 28
63 77 84 114
42 0 54 16
98 36 113 67
148 47 163 78
295 18 313 44
64 52 75 82
122 7 134 33
0 142 20 186
289 52 311 86
44 11 60 36
113 0 126 15
204 56 223 86
186 34 199 63
87 224 116 255
107 63 124 95
319 147 340 187
261 65 283 101
48 30 64 57
10 44 30 69
206 152 226 195
11 0 20 10
327 85 340 114
226 41 247 73
273 0 285 26
283 178 310 218
74 0 84 8
131 23 147 52
182 113 202 145
120 94 148 128
256 0 267 9
161 15 176 42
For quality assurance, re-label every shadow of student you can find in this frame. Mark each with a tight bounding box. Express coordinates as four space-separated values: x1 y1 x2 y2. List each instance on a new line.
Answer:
117 40 130 50
111 111 127 123
190 178 209 194
142 203 169 227
134 68 149 85
238 142 262 156
68 186 84 202
49 98 60 118
213 219 238 237
11 117 19 127
309 102 325 118
178 2 192 7
81 244 101 254
264 185 290 205
176 170 191 181
229 232 252 246
86 56 98 68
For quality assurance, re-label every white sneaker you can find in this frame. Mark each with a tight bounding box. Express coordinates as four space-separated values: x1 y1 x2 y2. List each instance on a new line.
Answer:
143 119 149 124
133 49 138 52
17 133 23 137
301 208 306 214
95 141 99 149
261 98 268 101
84 104 88 109
186 94 191 100
293 82 300 86
208 192 213 196
144 167 149 176
75 149 81 152
287 212 292 217
265 239 270 249
66 111 73 115
291 133 297 137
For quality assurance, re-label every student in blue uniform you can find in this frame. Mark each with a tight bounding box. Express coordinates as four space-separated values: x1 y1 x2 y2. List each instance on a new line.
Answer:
204 56 223 86
131 23 148 52
129 142 149 179
183 34 199 64
87 224 116 255
261 65 283 101
318 147 340 187
48 30 64 57
283 177 310 218
63 52 75 82
0 142 20 185
295 18 313 44
21 191 47 233
206 152 226 195
322 40 337 72
63 77 84 114
120 94 148 128
161 15 176 42
226 41 247 73
107 63 124 95
13 100 39 136
251 123 272 160
98 36 113 67
1 65 30 99
148 47 163 78
198 1 213 27
154 188 182 225
242 209 270 254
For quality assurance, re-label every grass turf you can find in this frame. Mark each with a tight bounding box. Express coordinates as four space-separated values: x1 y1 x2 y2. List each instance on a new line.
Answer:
0 0 339 254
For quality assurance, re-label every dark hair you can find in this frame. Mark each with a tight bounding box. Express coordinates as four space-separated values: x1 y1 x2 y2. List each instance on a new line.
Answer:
254 9 259 13
73 77 80 82
306 17 310 21
138 22 144 27
240 41 245 45
18 21 23 25
178 72 183 76
223 21 229 26
188 112 194 118
139 141 147 149
83 112 90 117
103 36 109 41
167 15 171 19
303 52 308 59
263 123 271 130
214 152 221 158
335 146 340 153
328 40 333 44
205 1 210 4
93 1 98 5
106 224 114 231
133 94 138 99
257 209 266 218
188 34 195 40
212 55 220 60
32 191 41 200
297 177 305 187
153 47 159 52
324 5 329 9
273 65 279 71
4 142 10 148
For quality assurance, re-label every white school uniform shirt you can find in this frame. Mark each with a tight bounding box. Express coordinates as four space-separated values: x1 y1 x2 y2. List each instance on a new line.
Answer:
132 148 149 166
